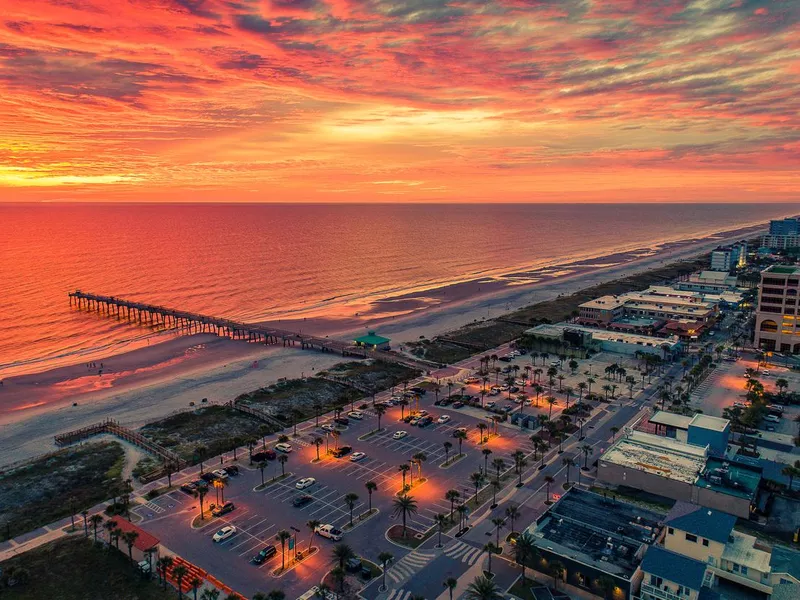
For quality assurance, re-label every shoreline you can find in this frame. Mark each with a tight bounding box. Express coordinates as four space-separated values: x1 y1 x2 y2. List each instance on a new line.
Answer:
0 220 766 465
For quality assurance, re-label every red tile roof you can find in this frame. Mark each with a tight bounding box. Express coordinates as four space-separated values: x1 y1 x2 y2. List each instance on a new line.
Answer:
114 518 159 551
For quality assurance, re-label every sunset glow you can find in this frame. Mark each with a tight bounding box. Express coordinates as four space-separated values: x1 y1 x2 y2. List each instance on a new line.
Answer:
1 0 798 202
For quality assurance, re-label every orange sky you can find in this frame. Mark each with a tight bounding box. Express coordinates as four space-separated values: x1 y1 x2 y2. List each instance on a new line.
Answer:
1 0 798 202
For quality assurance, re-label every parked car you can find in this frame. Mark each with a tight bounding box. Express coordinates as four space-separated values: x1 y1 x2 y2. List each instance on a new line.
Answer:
251 545 277 564
321 424 336 432
509 386 520 393
437 415 451 424
453 427 468 437
296 477 316 489
332 446 352 458
499 356 512 362
767 404 785 414
452 401 464 408
764 414 780 423
418 410 428 417
223 465 239 476
350 452 367 462
411 387 427 395
418 416 434 427
393 431 408 440
314 524 343 541
293 494 314 507
409 417 420 426
334 417 350 426
502 405 514 413
212 469 229 481
192 479 209 490
212 526 237 542
275 443 292 453
486 401 497 409
212 501 235 517
252 450 276 462
180 482 197 494
200 472 217 483
762 370 770 377
347 411 364 420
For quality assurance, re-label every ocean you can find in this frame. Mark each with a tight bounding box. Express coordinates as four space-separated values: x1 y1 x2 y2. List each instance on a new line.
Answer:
0 202 794 377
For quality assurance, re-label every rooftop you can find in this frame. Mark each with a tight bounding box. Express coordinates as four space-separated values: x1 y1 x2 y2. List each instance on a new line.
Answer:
695 457 761 500
649 411 693 430
114 518 160 551
580 295 626 310
529 488 663 579
600 430 707 484
641 546 708 591
689 414 730 433
721 531 771 573
665 502 736 544
354 330 390 345
765 266 800 275
770 545 800 581
526 323 681 349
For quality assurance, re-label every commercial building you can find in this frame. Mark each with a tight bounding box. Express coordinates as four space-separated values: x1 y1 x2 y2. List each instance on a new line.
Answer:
769 218 799 236
754 265 800 354
710 244 747 272
760 234 800 250
353 330 391 351
673 271 742 296
524 487 664 600
597 430 759 519
525 323 681 357
647 412 730 456
579 290 718 327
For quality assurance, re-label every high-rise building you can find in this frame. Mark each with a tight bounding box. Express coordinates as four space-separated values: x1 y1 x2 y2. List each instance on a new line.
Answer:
754 265 800 353
769 218 800 235
710 243 747 271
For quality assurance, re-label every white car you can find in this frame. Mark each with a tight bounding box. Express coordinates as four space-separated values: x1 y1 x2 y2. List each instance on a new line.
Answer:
392 431 408 440
764 415 780 423
762 371 770 377
314 523 343 541
275 443 292 453
321 424 336 432
212 469 229 480
350 452 366 462
347 411 364 420
437 415 451 424
296 477 316 489
212 526 237 542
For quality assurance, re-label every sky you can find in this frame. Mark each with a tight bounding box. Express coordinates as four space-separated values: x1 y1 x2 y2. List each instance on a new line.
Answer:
0 0 798 203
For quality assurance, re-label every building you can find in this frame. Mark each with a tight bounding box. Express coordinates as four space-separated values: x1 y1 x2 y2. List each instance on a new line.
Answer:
578 295 627 324
525 323 681 357
597 430 759 518
640 546 711 600
674 271 741 295
710 244 747 272
770 218 799 236
754 265 800 354
114 518 160 564
524 487 664 600
579 289 718 328
761 234 800 250
353 330 390 351
647 412 730 456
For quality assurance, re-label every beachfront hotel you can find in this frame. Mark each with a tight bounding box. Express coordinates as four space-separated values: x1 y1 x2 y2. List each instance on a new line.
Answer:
754 265 800 354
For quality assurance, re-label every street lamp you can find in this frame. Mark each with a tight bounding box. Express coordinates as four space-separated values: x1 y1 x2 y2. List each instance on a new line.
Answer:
290 526 301 560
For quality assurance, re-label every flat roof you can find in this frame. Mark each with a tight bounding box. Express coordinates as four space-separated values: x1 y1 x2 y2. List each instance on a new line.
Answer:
526 323 681 348
580 295 626 310
529 488 663 579
721 531 771 573
650 411 693 430
695 457 760 500
689 414 729 433
765 266 800 275
601 430 707 484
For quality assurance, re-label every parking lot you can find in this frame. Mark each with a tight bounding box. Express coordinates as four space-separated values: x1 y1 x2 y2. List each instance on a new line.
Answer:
134 384 538 599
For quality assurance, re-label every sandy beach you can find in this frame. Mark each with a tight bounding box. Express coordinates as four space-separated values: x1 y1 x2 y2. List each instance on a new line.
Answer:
0 222 764 466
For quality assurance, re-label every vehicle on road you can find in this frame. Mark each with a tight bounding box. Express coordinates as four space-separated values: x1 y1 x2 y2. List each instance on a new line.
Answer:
252 450 276 461
314 524 343 541
275 443 292 453
212 469 229 480
437 415 451 424
292 494 314 507
212 501 235 517
251 545 277 564
733 402 748 409
764 414 780 423
393 431 408 440
212 526 237 542
347 411 364 420
499 356 512 362
350 452 366 462
332 445 352 458
296 477 316 489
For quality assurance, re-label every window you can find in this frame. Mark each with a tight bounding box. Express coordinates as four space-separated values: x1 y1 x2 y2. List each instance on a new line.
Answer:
702 539 709 547
650 575 663 587
741 566 748 575
733 563 740 573
686 533 698 543
668 527 674 535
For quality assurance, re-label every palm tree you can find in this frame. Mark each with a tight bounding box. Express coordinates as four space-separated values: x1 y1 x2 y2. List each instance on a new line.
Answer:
491 457 505 481
365 480 377 512
158 556 174 591
275 530 291 570
332 543 356 571
443 441 453 464
190 577 202 600
378 551 393 592
435 513 448 547
491 516 505 547
546 396 557 418
197 486 207 520
587 376 596 394
412 452 427 479
194 445 207 473
398 463 410 490
344 493 359 526
514 532 537 583
445 489 460 521
470 471 485 499
465 574 502 600
277 454 288 476
89 514 103 543
505 505 521 534
477 423 487 444
454 429 467 456
544 475 555 503
562 456 576 486
444 577 458 600
375 404 386 432
122 530 139 563
257 461 268 487
610 426 619 441
392 494 418 536
313 437 323 460
213 478 228 504
483 542 499 575
103 518 117 545
481 448 493 473
581 443 594 470
173 564 189 599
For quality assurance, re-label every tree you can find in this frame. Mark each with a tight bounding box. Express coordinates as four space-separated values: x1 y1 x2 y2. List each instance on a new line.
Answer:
173 564 188 599
444 577 458 600
481 448 493 473
197 486 208 521
491 457 505 481
465 575 503 600
610 426 619 441
392 494 418 536
378 551 393 591
547 396 557 418
435 513 448 547
454 429 467 455
194 445 207 473
313 437 323 460
275 530 291 570
277 454 288 476
776 378 789 394
103 518 118 547
258 461 267 486
514 532 537 583
456 503 469 530
89 514 103 543
332 543 356 571
159 556 174 591
581 443 594 470
344 493 359 526
122 530 139 563
550 561 565 589
365 480 377 511
477 423 487 444
331 566 347 592
562 456 576 486
483 542 499 575
375 404 386 431
544 475 555 503
398 463 410 490
445 489 460 521
412 452 427 479
505 505 521 534
190 577 202 600
200 587 220 600
443 441 453 464
491 516 505 547
470 471 485 499
306 519 320 552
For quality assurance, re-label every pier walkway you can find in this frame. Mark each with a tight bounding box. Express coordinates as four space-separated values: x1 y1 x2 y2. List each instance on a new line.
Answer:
68 290 432 370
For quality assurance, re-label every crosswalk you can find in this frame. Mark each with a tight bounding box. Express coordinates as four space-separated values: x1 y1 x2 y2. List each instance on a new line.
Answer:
143 501 165 514
442 539 482 565
385 590 414 600
387 549 436 584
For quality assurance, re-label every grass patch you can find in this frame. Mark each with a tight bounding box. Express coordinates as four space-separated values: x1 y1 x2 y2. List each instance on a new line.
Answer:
0 441 125 540
358 429 382 441
238 377 360 422
439 453 467 468
0 537 173 600
342 508 379 531
139 405 276 463
323 361 421 394
387 524 430 549
254 472 292 491
589 485 672 513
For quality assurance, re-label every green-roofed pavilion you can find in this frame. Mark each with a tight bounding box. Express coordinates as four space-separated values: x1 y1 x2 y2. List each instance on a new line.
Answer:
354 331 391 350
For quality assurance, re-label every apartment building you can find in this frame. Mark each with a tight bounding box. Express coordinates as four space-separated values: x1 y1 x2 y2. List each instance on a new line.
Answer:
754 265 800 353
640 546 710 600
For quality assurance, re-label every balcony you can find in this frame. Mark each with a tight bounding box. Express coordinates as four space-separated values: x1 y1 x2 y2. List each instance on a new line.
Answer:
641 583 685 600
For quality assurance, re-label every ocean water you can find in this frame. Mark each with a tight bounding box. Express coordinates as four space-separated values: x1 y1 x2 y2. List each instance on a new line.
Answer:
0 202 794 377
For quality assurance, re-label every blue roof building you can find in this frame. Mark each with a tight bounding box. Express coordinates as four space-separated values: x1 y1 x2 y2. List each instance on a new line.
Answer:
665 503 736 544
641 546 709 600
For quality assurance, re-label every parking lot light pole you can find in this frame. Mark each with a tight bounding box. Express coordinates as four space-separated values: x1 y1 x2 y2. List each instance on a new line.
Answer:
290 526 300 560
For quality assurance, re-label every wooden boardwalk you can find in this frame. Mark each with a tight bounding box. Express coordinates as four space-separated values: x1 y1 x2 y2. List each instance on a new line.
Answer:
68 290 433 370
